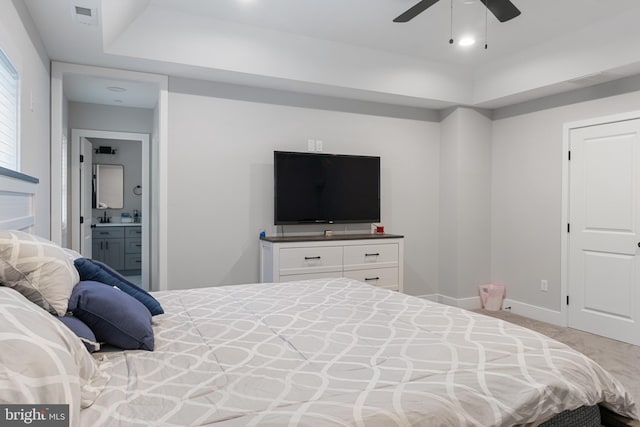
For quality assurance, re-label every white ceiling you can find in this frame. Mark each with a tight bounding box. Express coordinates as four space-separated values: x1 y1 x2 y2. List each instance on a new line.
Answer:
23 0 640 110
63 74 159 108
151 0 640 65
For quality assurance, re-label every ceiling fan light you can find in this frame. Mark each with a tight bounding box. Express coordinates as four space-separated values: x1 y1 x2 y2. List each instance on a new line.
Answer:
458 37 476 47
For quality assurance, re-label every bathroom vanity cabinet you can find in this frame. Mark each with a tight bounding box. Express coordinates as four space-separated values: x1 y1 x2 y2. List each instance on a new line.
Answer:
92 225 141 273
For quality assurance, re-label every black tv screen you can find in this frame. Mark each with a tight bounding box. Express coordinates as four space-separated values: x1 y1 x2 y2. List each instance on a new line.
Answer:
274 151 380 224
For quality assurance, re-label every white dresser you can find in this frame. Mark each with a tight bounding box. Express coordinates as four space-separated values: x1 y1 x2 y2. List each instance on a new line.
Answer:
260 234 404 292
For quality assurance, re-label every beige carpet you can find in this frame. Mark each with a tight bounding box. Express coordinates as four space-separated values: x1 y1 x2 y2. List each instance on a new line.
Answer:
474 309 640 425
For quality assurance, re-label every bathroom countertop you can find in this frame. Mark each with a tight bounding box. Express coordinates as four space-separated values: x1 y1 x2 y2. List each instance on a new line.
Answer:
94 222 141 227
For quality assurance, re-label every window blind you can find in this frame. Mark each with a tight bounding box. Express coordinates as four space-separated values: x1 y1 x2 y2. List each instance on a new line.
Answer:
0 50 18 171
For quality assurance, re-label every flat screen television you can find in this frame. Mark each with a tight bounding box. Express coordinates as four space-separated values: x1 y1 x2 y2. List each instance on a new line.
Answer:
274 151 380 224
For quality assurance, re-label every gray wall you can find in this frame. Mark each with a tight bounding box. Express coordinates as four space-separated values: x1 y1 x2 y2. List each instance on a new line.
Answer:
0 1 51 238
165 74 640 312
167 77 441 295
439 108 492 299
69 102 154 134
60 64 640 314
438 109 460 298
491 88 640 311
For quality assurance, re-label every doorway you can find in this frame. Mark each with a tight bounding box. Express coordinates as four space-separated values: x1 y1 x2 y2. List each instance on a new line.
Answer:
50 62 169 291
71 130 150 290
564 114 640 345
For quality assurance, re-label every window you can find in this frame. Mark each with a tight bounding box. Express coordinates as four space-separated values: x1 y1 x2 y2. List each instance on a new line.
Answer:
0 49 19 171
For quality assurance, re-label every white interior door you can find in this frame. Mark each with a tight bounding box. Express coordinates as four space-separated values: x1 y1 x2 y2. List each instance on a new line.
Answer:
80 137 93 257
568 119 640 345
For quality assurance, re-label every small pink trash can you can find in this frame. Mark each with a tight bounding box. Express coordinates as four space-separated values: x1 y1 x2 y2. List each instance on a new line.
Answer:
479 284 505 311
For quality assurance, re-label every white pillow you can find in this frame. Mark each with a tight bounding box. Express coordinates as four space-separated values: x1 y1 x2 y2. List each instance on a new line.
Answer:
0 287 109 427
0 230 79 315
62 247 84 262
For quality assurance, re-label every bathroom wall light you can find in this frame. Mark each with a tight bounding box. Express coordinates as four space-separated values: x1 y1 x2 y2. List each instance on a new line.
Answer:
95 146 117 155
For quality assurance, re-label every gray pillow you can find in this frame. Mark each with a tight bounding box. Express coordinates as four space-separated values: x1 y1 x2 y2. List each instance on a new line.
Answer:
0 286 109 420
0 230 79 315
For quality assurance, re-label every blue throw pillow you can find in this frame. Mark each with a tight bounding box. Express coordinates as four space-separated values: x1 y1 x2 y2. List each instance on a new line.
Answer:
57 315 100 353
73 258 164 316
68 281 154 351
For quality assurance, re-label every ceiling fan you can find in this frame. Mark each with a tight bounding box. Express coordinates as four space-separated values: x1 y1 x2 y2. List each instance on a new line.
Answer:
394 0 521 23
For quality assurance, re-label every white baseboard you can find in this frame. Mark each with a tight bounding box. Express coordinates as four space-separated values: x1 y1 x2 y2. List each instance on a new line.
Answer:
503 298 565 327
417 294 482 310
417 294 439 303
439 294 483 310
416 294 565 326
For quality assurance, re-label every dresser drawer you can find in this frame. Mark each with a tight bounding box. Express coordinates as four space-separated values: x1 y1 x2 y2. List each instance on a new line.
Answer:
279 246 343 276
125 238 142 254
343 244 398 271
92 227 124 239
125 227 142 238
343 267 399 291
125 253 142 270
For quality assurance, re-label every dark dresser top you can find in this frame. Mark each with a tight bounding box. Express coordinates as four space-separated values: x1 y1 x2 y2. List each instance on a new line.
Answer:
261 233 404 243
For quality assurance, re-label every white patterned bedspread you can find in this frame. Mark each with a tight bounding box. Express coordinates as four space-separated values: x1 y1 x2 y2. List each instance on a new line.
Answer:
80 278 638 426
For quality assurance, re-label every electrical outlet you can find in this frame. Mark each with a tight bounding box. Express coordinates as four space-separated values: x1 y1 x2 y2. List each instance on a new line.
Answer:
307 139 315 151
315 140 323 151
540 280 548 292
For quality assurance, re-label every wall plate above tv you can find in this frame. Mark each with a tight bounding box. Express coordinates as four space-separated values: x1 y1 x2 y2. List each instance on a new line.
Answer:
274 151 380 225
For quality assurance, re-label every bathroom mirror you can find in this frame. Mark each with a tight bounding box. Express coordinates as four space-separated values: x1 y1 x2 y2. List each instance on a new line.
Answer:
94 164 124 209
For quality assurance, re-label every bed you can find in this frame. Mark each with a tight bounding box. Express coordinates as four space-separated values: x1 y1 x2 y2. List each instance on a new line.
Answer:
1 259 638 427
0 170 637 426
74 278 636 426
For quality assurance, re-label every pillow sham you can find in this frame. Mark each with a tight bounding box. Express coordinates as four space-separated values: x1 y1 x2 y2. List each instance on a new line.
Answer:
0 287 109 427
62 247 83 262
0 230 79 316
68 280 154 351
57 315 100 353
74 258 164 316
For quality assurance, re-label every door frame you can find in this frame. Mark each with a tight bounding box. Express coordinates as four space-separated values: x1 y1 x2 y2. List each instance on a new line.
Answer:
51 61 169 291
561 110 640 327
71 129 150 289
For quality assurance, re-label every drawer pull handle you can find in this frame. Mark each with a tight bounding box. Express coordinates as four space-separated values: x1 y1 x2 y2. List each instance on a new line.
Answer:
135 260 141 263
365 277 380 281
135 231 141 234
304 256 321 260
365 253 380 257
135 244 142 247
100 232 108 235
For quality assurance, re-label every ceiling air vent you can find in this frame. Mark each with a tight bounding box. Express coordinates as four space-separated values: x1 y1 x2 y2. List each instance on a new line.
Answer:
72 4 98 26
75 6 92 16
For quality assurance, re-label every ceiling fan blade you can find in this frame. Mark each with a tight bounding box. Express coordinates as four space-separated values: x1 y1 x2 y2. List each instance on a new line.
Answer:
479 0 521 23
393 0 441 23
